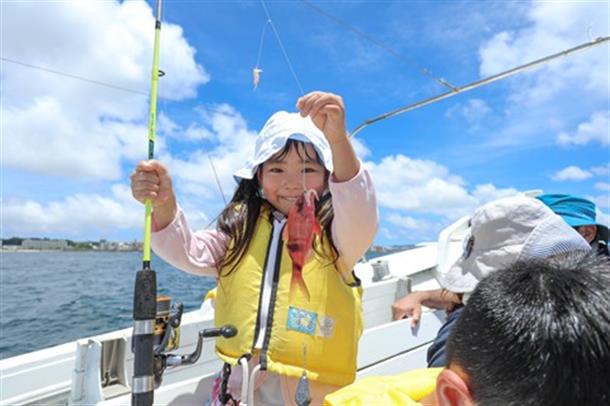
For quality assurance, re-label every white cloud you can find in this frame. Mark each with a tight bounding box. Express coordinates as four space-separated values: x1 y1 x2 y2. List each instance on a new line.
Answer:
351 136 372 159
366 154 518 219
381 212 443 242
2 97 122 179
184 124 215 141
158 112 214 142
366 155 471 218
459 1 608 151
1 184 142 238
476 2 608 151
161 105 258 201
552 165 593 181
479 2 608 105
446 98 491 126
158 113 181 137
591 164 610 177
1 0 208 179
595 182 610 192
557 111 610 147
590 194 610 210
1 98 377 239
471 183 519 202
596 208 610 228
386 213 430 231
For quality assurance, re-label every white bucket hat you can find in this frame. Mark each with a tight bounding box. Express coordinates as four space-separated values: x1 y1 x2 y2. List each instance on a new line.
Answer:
440 195 591 293
233 111 333 181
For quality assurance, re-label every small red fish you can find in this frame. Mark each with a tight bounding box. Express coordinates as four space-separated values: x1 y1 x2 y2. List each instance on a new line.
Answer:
284 189 321 301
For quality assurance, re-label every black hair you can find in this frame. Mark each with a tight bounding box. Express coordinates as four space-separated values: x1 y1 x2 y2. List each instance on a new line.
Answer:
446 251 610 406
216 139 337 275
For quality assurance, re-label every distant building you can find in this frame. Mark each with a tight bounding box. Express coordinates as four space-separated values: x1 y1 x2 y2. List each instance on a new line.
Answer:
21 239 69 250
97 239 141 251
1 245 19 251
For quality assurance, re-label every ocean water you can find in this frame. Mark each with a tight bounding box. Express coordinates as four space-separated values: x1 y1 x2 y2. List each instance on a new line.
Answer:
0 251 216 359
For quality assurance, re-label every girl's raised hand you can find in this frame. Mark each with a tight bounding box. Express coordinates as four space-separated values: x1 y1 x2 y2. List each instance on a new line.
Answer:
130 160 175 208
297 91 348 144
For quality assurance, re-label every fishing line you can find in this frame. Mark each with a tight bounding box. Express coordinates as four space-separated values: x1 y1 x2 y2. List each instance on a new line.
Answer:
255 19 270 69
252 19 269 90
298 0 458 92
208 154 227 205
259 0 305 96
0 56 148 96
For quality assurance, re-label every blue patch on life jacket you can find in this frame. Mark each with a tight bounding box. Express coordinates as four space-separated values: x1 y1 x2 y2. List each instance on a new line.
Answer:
287 306 317 336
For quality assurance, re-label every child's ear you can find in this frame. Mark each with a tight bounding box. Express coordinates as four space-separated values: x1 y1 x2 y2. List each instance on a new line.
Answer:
436 368 475 406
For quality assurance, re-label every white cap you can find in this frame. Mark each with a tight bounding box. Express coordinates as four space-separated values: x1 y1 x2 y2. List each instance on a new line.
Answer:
233 111 333 181
440 195 591 293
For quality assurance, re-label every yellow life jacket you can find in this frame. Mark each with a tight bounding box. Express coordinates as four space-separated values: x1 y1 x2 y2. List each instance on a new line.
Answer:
214 210 363 386
323 368 442 405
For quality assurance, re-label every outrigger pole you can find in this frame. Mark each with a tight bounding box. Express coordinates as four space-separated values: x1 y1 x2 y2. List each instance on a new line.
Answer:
132 0 163 405
350 36 610 138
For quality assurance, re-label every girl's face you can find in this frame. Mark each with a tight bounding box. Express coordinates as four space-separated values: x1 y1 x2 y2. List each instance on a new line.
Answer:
258 142 327 216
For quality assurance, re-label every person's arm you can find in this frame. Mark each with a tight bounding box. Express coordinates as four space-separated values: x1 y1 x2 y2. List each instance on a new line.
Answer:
296 91 359 181
392 289 462 327
297 91 377 270
151 208 228 277
131 160 227 277
328 166 378 270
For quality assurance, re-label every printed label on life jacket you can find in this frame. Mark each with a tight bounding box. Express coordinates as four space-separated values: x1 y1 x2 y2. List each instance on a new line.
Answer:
287 306 317 336
317 315 335 338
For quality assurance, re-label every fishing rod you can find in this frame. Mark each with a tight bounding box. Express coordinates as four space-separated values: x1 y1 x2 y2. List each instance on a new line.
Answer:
350 36 610 138
132 0 163 404
130 4 238 405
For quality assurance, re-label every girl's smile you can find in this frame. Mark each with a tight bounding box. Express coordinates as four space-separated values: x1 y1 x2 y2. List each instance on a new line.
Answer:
258 142 327 216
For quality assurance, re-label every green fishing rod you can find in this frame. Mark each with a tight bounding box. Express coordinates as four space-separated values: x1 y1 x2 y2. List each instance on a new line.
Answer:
132 0 163 405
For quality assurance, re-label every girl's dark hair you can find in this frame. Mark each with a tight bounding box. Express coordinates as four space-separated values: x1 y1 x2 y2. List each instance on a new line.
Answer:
216 139 338 275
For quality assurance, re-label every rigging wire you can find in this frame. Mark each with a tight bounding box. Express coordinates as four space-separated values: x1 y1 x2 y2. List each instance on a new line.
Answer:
2 56 230 204
0 56 148 96
350 36 610 138
1 56 236 119
298 0 458 92
259 0 305 95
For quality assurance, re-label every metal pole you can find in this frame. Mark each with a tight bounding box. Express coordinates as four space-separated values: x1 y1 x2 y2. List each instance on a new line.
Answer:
350 36 610 138
132 1 163 405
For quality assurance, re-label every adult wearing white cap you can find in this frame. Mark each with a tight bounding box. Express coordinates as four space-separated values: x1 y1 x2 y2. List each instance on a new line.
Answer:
391 195 590 368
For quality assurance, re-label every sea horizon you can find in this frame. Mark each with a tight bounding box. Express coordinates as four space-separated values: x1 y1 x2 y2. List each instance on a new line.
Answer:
0 251 216 359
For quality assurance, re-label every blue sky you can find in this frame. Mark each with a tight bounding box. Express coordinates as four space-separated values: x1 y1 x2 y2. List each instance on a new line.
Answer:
1 0 609 245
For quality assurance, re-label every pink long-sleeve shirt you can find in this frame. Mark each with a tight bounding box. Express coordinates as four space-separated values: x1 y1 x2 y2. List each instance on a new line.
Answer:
151 166 378 405
151 166 377 278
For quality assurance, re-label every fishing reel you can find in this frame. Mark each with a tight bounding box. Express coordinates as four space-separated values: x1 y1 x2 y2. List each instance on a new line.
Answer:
154 295 183 352
150 295 238 388
148 295 183 388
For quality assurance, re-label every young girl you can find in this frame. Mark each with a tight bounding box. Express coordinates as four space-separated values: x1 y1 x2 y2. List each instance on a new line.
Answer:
131 91 378 405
